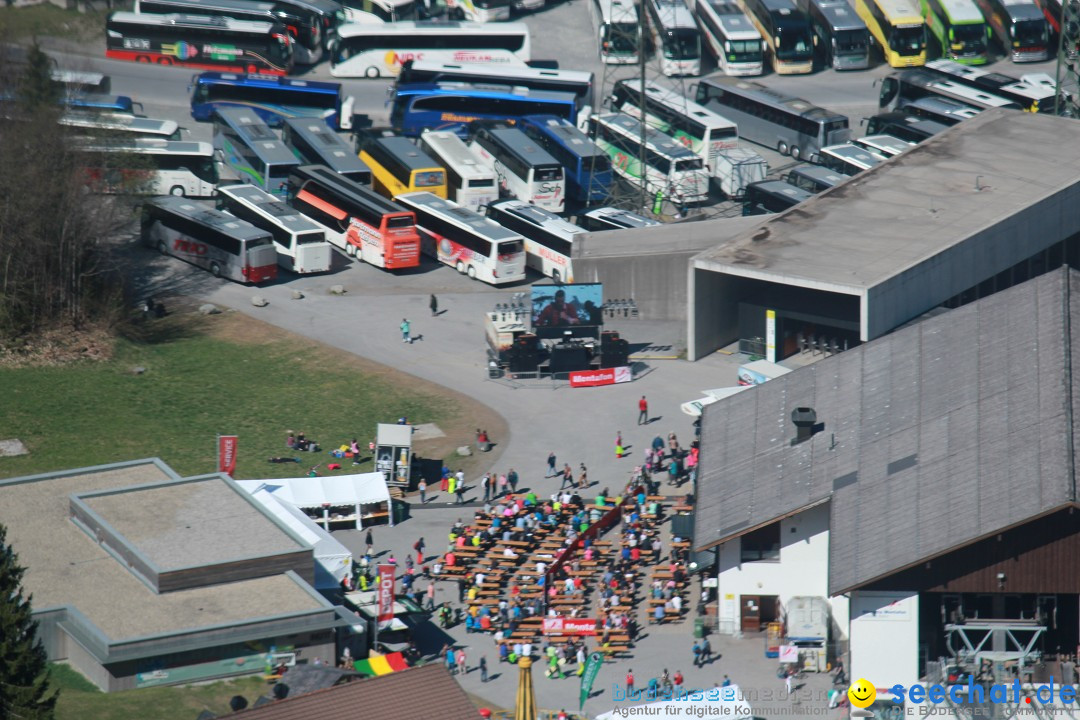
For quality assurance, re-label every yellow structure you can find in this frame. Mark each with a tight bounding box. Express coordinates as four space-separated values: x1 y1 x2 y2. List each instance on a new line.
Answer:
515 657 538 720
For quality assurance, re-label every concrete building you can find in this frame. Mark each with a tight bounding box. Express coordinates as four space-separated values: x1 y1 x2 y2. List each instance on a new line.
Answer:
688 109 1080 360
694 268 1080 689
0 460 350 691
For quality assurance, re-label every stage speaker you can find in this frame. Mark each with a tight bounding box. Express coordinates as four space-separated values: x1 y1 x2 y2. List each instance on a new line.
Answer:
601 337 629 368
509 334 540 372
550 345 589 374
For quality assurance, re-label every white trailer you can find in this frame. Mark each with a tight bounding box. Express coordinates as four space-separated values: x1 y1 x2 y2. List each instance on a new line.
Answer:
714 147 768 199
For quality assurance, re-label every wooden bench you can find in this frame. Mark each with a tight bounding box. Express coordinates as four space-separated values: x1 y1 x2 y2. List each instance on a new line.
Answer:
598 645 631 658
671 541 690 550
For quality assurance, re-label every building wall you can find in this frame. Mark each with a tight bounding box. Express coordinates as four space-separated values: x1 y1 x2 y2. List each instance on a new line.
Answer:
688 268 751 360
715 504 849 641
65 631 117 692
849 591 919 692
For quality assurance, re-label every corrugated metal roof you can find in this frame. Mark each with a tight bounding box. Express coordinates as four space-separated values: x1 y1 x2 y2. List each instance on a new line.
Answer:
694 267 1079 594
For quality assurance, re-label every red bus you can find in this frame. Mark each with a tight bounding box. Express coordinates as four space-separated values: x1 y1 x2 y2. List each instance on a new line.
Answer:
286 164 420 269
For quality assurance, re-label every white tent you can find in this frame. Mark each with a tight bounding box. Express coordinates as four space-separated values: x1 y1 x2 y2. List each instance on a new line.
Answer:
246 487 353 590
236 472 393 530
594 685 752 720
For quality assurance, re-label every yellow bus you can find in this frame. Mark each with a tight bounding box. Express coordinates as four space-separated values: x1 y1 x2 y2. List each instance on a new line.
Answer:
855 0 927 66
358 135 448 200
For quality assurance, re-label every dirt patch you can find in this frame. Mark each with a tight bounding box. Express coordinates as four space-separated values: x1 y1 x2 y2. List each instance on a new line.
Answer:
0 324 114 368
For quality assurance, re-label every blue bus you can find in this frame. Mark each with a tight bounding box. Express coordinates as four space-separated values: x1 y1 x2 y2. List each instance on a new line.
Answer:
519 114 612 204
69 93 141 114
190 72 355 131
389 82 579 138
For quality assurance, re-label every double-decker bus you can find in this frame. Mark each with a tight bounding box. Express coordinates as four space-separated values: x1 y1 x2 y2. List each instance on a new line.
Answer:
486 199 587 282
922 58 1056 110
444 0 512 22
590 0 642 64
854 0 927 65
587 113 710 205
216 183 333 273
342 0 420 23
973 0 1049 61
359 135 448 200
395 192 526 284
818 143 885 174
579 206 662 231
877 68 1023 109
690 0 765 75
610 79 738 178
645 0 704 76
79 139 218 197
141 196 278 283
390 83 579 137
286 165 421 268
738 0 815 73
469 125 567 212
519 115 612 205
695 78 850 161
741 180 814 215
62 112 182 140
189 73 356 131
807 0 871 68
418 130 498 211
132 0 327 64
105 12 294 75
921 0 990 63
329 22 531 78
213 106 299 197
281 117 371 184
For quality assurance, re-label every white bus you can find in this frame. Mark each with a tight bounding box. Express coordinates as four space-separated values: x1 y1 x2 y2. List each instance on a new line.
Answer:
329 22 531 78
689 0 765 75
80 139 218 198
818 143 885 175
341 0 419 23
61 112 182 140
852 134 912 157
579 206 662 231
445 0 512 22
395 191 526 284
486 199 587 283
645 0 703 76
216 183 334 274
469 126 566 213
588 112 710 204
590 0 642 64
141 196 279 283
419 130 498 212
610 79 738 177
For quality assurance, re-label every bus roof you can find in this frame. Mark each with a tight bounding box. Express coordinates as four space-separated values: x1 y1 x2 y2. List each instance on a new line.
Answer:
195 72 341 93
812 0 868 30
402 60 592 86
787 165 845 187
650 0 699 28
600 0 640 21
214 106 298 164
925 59 1054 103
396 82 577 104
995 0 1044 19
61 112 180 136
69 93 137 111
278 0 342 16
81 138 212 155
583 206 662 228
138 0 278 13
334 20 529 37
902 95 982 118
291 164 410 216
218 183 324 233
52 69 107 86
621 80 738 130
703 0 763 37
872 111 951 134
107 10 277 32
870 0 923 24
898 69 1021 108
717 78 847 123
148 196 273 241
372 136 442 171
747 180 815 201
821 143 884 165
396 192 522 241
936 0 985 24
485 127 562 167
419 131 493 179
595 112 700 159
490 199 587 234
521 115 608 160
282 117 369 173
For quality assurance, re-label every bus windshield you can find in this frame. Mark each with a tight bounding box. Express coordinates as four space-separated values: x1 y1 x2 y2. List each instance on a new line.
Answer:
835 29 868 53
891 25 925 54
191 158 220 183
676 156 704 171
536 166 563 182
1013 19 1047 47
664 28 701 59
605 23 640 53
497 239 524 257
776 24 813 60
590 155 613 172
727 39 763 61
387 215 415 229
297 231 325 244
951 23 986 51
415 170 445 187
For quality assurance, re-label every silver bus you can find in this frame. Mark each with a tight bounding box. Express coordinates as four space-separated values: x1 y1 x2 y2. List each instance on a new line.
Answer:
852 134 912 157
645 0 704 76
695 77 850 161
785 165 845 192
741 179 814 215
806 0 870 69
878 69 1023 111
818 143 884 175
899 96 980 124
213 106 300 198
579 206 663 231
216 183 334 274
280 117 371 184
863 111 949 142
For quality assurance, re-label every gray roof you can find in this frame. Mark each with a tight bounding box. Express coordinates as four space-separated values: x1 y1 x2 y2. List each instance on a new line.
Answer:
694 267 1080 593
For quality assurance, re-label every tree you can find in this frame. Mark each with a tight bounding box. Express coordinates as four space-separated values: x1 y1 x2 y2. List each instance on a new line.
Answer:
0 524 58 720
17 41 62 112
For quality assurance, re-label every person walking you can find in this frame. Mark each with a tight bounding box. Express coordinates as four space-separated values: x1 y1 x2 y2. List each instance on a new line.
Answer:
480 655 488 683
481 473 491 502
546 452 557 477
616 431 625 459
508 468 519 493
692 641 702 668
430 294 438 316
560 463 573 490
455 482 466 505
414 537 425 564
700 636 712 665
626 669 635 696
365 529 374 555
638 396 649 425
673 670 684 693
418 479 427 504
425 582 436 611
457 648 467 675
447 474 457 504
446 646 457 675
400 318 411 343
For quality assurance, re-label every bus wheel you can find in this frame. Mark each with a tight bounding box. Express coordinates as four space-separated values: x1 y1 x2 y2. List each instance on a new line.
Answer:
136 56 151 63
467 265 476 280
552 269 561 284
365 66 380 78
156 57 172 66
345 244 355 257
777 141 789 156
790 146 801 161
456 261 465 274
210 262 222 278
169 185 185 197
158 241 168 255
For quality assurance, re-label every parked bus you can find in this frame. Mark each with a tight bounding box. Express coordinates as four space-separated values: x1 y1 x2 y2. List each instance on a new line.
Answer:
519 115 613 205
62 112 182 140
395 192 525 283
342 0 420 23
690 0 765 75
739 0 815 73
80 139 218 197
286 165 421 268
133 0 327 64
359 134 448 199
818 143 885 174
610 79 738 177
898 94 982 122
877 68 1023 110
141 196 278 282
105 12 294 75
281 117 371 184
921 0 990 64
390 83 579 137
469 125 566 212
806 0 871 68
741 180 814 215
418 130 497 211
213 106 299 197
216 183 333 273
695 77 850 161
53 70 110 94
852 133 913 156
784 165 845 192
444 0 512 22
189 73 356 131
1035 0 1078 58
579 206 662 230
485 199 587 282
329 22 531 78
397 61 596 118
922 58 1056 111
587 113 710 205
863 110 949 140
68 93 140 114
590 0 642 64
645 0 704 76
973 0 1049 61
854 0 927 66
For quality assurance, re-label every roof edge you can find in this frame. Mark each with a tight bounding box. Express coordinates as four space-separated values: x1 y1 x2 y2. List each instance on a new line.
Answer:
695 497 831 552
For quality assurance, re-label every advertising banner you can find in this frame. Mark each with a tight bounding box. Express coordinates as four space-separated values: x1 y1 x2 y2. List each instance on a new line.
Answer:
218 435 238 477
543 617 597 636
569 366 631 388
580 652 604 709
377 564 395 628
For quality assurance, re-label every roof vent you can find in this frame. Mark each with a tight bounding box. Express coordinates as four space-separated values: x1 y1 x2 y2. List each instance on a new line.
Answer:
791 407 820 446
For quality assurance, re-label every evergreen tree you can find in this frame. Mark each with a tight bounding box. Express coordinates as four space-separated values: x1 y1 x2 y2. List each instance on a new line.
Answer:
17 41 62 112
0 524 58 720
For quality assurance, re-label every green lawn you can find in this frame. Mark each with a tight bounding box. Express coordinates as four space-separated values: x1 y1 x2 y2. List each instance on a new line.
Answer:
0 311 465 481
50 663 269 720
0 4 105 42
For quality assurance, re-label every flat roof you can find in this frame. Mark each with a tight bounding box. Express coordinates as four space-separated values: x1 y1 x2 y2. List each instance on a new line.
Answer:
694 109 1080 293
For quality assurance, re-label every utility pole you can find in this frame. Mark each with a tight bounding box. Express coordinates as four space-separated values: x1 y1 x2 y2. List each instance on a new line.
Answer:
1054 0 1080 117
639 2 650 213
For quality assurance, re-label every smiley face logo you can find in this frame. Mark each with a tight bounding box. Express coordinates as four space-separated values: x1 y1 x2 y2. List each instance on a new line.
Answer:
848 679 877 709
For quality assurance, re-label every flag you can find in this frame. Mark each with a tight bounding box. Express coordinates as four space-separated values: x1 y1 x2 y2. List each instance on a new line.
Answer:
218 435 238 477
580 652 604 710
353 651 409 677
377 563 395 628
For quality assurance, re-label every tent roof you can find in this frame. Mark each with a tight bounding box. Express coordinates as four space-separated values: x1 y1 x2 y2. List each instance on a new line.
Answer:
248 488 351 560
238 473 390 509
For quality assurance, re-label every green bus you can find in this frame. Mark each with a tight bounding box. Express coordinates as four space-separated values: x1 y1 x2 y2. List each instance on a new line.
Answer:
920 0 990 64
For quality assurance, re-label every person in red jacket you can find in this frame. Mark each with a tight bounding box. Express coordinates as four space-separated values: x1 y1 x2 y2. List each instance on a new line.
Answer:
638 396 649 425
626 669 635 695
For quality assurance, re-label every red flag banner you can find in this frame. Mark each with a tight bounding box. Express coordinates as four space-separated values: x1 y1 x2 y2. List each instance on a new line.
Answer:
377 564 396 628
218 435 238 477
542 617 597 636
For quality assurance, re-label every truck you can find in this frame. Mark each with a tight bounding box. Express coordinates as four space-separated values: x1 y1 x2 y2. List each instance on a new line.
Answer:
785 596 829 672
714 147 768 199
849 591 919 720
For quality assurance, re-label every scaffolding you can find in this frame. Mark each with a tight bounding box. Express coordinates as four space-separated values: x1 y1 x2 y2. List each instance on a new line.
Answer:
1054 0 1080 116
